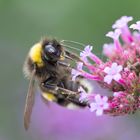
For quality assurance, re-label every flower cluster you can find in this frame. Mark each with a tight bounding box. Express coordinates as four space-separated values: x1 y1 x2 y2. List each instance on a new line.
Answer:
72 16 140 116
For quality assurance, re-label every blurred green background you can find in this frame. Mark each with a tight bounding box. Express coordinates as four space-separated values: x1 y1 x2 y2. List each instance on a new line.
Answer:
1 0 140 140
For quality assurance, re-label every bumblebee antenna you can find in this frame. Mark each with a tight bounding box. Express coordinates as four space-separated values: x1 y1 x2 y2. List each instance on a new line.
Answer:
60 40 86 52
60 40 85 47
61 40 104 59
62 44 83 52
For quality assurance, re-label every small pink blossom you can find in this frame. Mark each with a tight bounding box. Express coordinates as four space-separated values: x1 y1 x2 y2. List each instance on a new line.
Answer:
90 95 109 116
71 62 83 80
71 69 81 81
106 29 122 40
130 21 140 31
80 45 102 64
79 86 95 103
80 45 93 56
112 16 133 29
80 45 93 62
106 29 122 51
104 63 123 84
78 86 88 102
77 62 83 70
112 16 133 43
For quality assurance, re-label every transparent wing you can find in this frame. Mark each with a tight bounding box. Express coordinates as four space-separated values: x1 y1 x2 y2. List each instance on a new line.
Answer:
24 70 36 130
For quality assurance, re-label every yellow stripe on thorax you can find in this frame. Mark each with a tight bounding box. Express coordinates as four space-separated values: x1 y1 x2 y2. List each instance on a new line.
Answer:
42 92 57 102
29 43 44 67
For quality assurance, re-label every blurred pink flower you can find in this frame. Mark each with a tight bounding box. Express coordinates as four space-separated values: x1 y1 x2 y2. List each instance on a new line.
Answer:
106 29 122 40
71 62 83 80
112 16 133 29
102 43 116 58
112 16 133 43
130 21 140 31
90 95 109 116
78 86 88 102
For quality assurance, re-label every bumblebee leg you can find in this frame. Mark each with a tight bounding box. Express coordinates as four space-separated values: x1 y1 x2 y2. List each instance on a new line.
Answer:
66 96 88 107
42 76 57 90
57 81 89 107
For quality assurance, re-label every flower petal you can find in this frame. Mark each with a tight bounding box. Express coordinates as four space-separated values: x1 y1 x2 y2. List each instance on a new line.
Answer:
90 103 97 112
103 103 109 109
113 73 121 81
104 75 113 84
111 62 118 69
106 29 121 40
104 67 110 74
130 21 140 31
79 93 87 102
116 65 123 73
71 69 81 81
96 109 103 116
95 94 102 103
77 62 83 70
102 96 108 102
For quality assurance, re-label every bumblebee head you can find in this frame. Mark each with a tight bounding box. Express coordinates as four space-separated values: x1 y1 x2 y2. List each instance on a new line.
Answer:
42 39 64 62
29 38 65 67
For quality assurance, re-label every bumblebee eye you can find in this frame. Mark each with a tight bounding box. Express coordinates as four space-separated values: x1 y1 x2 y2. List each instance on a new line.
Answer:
45 44 56 54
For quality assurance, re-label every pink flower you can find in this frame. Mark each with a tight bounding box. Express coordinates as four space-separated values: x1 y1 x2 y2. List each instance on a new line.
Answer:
112 16 133 43
80 45 102 64
106 29 122 40
80 45 93 56
112 16 133 29
77 62 83 70
104 62 123 84
71 69 81 81
78 86 88 102
106 29 122 51
130 21 140 31
80 45 93 62
90 95 109 116
71 62 83 81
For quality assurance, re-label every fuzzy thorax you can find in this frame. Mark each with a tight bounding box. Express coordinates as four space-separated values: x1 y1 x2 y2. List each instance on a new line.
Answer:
29 43 44 67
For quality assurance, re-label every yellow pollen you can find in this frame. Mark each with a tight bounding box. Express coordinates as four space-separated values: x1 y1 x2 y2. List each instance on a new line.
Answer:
42 92 56 101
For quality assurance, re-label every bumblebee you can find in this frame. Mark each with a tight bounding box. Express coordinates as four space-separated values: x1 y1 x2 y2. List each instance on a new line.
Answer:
23 38 91 130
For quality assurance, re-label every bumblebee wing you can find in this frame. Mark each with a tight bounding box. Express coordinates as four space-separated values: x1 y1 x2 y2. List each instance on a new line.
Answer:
24 70 36 130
